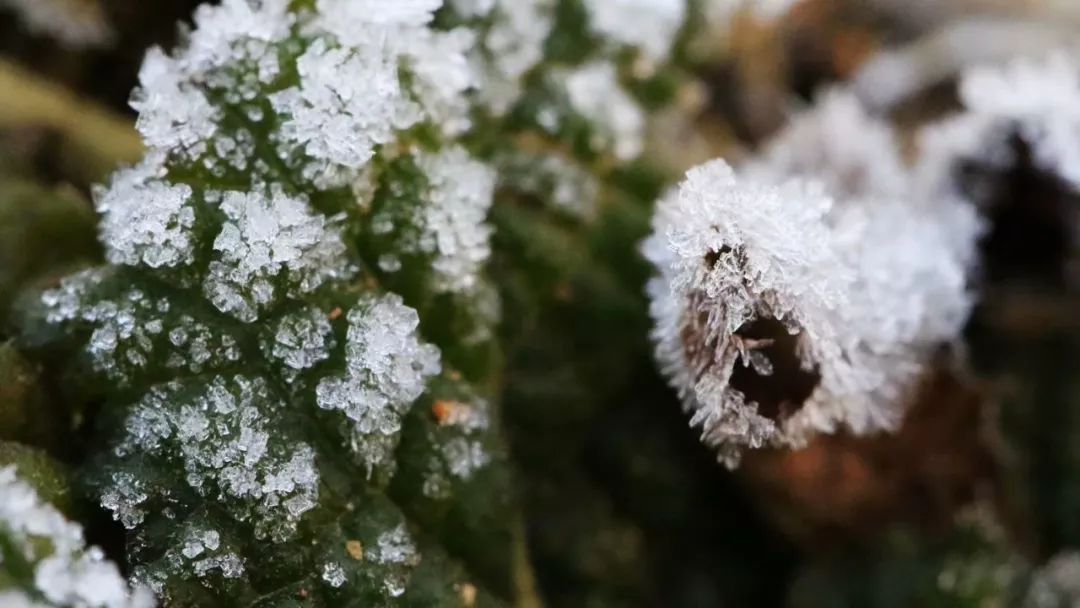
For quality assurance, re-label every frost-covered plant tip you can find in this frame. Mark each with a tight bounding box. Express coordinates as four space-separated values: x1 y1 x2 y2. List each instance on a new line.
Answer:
644 92 982 466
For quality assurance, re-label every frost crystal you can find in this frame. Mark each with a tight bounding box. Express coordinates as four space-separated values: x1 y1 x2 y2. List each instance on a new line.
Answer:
0 467 155 608
261 306 336 380
370 525 421 597
414 148 496 293
321 562 346 588
96 156 196 269
270 38 411 172
132 524 246 597
42 270 244 384
204 187 352 322
584 0 685 62
316 295 441 473
110 376 319 541
645 112 977 466
558 62 646 161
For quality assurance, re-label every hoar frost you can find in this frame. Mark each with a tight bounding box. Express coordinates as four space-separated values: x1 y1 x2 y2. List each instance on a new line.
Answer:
0 467 155 608
204 187 352 322
108 375 320 541
316 295 441 474
644 91 978 466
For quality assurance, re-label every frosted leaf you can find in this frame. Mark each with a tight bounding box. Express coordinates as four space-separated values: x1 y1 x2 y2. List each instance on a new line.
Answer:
558 62 646 161
316 294 441 473
99 471 149 530
110 375 320 541
96 155 197 269
584 0 685 62
414 147 496 293
261 306 336 381
643 153 976 466
203 186 352 323
0 467 155 608
0 0 113 48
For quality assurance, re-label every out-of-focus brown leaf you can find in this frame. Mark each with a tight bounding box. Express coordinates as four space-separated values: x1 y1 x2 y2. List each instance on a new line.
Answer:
740 366 998 547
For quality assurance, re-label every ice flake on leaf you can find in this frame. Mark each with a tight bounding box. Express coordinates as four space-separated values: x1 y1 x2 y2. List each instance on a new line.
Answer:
132 48 220 159
369 524 421 598
110 375 320 541
204 186 352 323
321 562 346 588
423 398 494 498
96 156 197 269
414 147 496 293
644 146 976 465
316 294 441 475
584 0 685 62
270 38 411 173
132 524 246 597
0 467 155 608
558 62 646 161
261 306 336 382
186 0 292 71
272 0 475 178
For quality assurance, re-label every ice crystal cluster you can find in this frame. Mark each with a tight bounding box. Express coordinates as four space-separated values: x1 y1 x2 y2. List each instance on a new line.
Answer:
644 91 980 466
0 466 154 608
